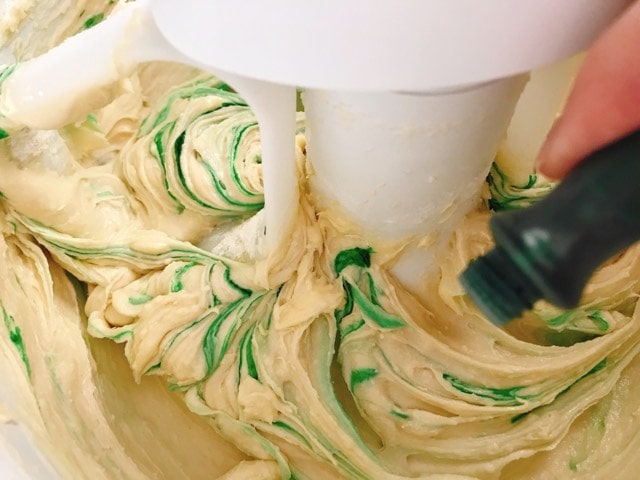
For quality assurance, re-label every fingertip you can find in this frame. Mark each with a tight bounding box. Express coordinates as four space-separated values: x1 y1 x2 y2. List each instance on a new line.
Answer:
536 148 569 180
535 118 574 179
536 0 640 179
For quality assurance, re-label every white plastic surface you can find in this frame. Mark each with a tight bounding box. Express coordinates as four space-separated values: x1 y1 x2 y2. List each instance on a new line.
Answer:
0 349 58 480
151 0 632 90
304 76 527 286
0 423 57 480
305 80 525 238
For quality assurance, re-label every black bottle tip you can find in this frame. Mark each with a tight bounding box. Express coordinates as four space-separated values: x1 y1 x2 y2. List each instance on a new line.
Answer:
460 247 542 325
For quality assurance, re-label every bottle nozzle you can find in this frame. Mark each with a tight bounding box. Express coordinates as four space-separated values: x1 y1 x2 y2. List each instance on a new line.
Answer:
460 247 542 325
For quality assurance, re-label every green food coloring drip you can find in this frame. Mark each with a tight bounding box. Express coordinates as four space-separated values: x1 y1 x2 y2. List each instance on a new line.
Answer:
544 309 609 334
2 306 30 377
82 12 104 30
128 294 152 305
339 318 365 339
334 247 372 276
486 162 553 212
390 410 410 420
334 280 354 323
349 368 378 392
272 421 312 449
333 247 406 330
443 373 533 406
349 283 406 329
238 325 259 381
587 311 609 332
171 262 197 292
510 411 529 424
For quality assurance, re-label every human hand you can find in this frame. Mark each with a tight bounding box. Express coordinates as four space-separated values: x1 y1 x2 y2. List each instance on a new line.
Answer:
537 0 640 178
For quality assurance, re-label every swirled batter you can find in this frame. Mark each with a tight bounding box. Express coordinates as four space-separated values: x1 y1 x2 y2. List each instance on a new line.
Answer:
1 2 640 479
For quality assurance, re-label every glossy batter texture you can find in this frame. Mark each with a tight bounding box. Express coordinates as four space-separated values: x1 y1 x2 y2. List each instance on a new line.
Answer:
1 2 640 479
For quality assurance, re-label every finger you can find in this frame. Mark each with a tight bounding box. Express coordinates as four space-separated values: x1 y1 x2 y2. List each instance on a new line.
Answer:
537 0 640 179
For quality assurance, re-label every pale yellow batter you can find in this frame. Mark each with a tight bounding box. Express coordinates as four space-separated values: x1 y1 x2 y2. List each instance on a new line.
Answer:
1 2 640 479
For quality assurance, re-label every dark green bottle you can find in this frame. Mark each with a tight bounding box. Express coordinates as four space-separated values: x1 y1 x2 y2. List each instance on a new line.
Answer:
460 128 640 325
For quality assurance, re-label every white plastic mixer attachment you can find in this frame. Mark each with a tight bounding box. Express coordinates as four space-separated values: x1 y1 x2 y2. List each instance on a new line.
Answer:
303 79 527 287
